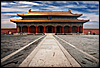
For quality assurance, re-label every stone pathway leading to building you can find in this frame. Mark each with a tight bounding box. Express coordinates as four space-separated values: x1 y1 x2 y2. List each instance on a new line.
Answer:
19 35 81 67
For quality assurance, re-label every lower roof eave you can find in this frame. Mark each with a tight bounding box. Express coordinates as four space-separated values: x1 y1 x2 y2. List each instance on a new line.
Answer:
10 19 89 23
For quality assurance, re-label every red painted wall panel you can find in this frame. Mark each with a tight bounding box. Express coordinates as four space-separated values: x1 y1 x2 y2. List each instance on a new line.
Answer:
1 29 16 34
84 29 99 34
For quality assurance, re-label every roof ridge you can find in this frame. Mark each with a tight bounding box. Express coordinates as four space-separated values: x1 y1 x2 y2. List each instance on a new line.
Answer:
28 9 71 14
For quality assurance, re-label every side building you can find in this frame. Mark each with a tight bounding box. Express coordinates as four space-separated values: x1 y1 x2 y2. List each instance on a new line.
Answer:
9 9 89 35
84 28 99 35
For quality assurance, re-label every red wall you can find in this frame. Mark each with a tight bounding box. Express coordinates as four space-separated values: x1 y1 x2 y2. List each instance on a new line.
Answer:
1 28 99 34
1 28 16 34
84 29 99 34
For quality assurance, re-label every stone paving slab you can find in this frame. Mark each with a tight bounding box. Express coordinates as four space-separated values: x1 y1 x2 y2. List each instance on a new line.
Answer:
19 35 81 67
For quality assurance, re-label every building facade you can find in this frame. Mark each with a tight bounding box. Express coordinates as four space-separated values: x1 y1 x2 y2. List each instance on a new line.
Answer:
1 28 99 35
10 9 89 34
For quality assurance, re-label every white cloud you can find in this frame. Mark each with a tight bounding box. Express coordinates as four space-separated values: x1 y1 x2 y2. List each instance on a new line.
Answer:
66 5 74 7
82 1 99 4
18 1 40 5
47 6 60 9
43 1 54 4
72 10 99 23
83 22 99 28
2 13 17 15
9 2 16 4
1 19 9 24
17 5 30 8
72 10 99 28
1 24 16 28
10 17 22 20
80 13 99 22
56 1 68 3
65 5 87 8
75 1 79 5
1 18 15 24
1 18 17 28
84 23 99 25
1 2 8 5
1 7 28 13
87 9 99 12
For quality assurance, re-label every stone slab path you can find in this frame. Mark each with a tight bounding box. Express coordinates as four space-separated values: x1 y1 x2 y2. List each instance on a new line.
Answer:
19 35 81 67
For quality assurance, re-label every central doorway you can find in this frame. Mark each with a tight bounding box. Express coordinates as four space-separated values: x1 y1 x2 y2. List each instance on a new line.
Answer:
48 26 52 33
56 26 62 33
46 26 54 33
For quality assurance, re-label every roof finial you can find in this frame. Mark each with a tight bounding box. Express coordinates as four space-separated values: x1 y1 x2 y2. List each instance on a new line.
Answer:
68 9 71 13
29 9 31 12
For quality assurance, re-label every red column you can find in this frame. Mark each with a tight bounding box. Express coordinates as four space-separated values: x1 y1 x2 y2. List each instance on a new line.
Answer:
78 26 79 32
21 26 22 32
60 27 61 33
28 26 29 33
61 26 63 33
44 26 45 33
36 26 37 33
63 26 64 33
52 27 53 33
38 27 39 33
16 25 18 33
55 26 56 33
62 26 64 33
47 27 48 33
70 26 72 33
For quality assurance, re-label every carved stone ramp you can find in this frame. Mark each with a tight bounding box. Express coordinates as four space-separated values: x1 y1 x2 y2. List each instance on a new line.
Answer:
19 35 81 67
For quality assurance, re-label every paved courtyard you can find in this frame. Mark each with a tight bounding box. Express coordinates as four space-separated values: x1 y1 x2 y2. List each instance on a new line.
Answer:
1 35 44 67
54 35 99 67
55 35 99 59
1 35 99 67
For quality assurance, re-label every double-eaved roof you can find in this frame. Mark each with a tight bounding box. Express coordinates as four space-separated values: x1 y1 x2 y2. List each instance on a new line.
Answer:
10 9 89 23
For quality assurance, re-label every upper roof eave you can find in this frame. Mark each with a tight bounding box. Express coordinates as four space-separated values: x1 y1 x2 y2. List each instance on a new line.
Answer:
10 19 89 23
17 13 82 17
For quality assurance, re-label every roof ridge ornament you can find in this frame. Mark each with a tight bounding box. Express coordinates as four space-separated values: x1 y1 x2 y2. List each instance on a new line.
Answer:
68 9 72 13
29 9 31 12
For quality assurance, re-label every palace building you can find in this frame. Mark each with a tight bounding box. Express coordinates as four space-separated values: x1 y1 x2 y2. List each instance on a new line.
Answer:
10 9 89 35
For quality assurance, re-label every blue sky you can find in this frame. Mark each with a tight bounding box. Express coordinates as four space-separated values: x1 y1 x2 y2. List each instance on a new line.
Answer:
1 1 99 28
